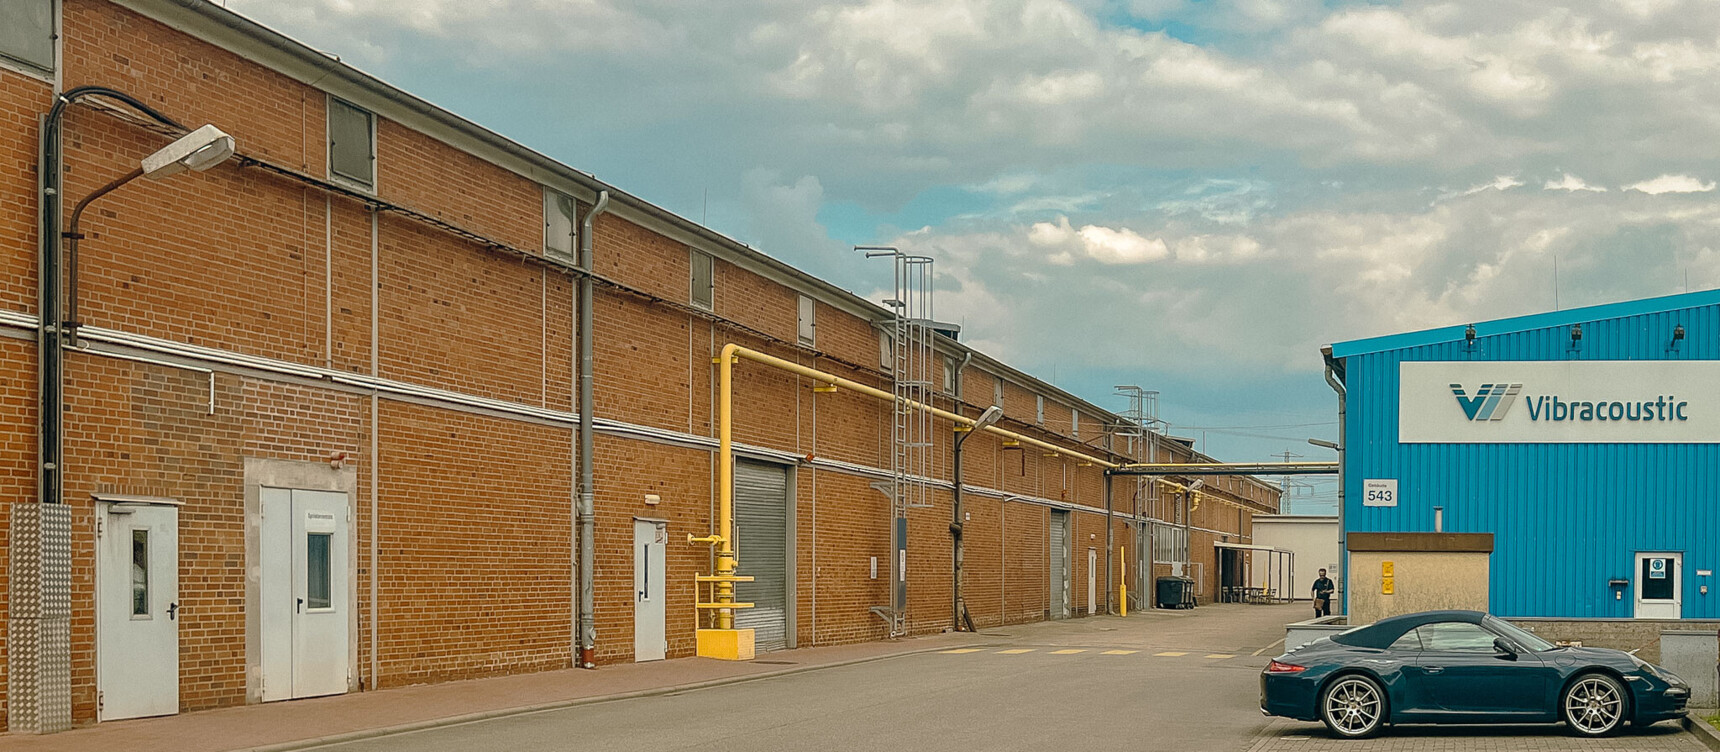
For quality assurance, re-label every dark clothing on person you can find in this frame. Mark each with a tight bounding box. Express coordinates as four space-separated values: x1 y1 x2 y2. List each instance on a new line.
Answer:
1312 576 1335 617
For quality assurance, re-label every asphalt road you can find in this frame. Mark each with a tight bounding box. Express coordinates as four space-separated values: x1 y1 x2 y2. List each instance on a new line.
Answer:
315 604 1301 752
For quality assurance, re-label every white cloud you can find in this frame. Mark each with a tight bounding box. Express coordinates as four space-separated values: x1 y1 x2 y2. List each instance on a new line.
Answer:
1028 217 1170 265
1624 174 1717 194
1544 174 1607 192
1461 175 1525 196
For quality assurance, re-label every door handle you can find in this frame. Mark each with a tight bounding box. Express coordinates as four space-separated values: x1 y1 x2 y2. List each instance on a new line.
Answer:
297 597 304 614
168 602 179 621
1421 666 1444 674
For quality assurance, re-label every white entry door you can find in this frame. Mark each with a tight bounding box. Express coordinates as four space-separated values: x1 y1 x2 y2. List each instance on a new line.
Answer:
97 502 179 721
1635 552 1682 619
1087 548 1098 615
261 488 351 701
634 519 667 662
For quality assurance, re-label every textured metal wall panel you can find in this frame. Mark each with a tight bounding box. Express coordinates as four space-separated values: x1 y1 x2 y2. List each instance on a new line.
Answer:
9 503 74 733
1343 299 1720 619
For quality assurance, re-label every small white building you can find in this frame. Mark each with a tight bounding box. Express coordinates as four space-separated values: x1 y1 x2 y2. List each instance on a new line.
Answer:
1251 515 1340 600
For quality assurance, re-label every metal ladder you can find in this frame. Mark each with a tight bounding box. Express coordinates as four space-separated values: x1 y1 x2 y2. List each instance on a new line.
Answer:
861 247 935 637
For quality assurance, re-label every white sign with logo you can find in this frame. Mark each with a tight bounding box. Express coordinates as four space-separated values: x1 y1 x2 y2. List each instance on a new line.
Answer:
1362 479 1398 507
1400 361 1720 443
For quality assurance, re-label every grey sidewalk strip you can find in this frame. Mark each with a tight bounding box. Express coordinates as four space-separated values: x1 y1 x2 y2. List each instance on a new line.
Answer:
228 643 987 752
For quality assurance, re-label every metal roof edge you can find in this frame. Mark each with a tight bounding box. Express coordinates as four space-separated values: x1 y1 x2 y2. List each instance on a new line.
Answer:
1329 288 1720 359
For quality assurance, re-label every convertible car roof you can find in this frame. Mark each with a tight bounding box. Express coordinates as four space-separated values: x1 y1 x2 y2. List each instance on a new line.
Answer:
1330 610 1486 649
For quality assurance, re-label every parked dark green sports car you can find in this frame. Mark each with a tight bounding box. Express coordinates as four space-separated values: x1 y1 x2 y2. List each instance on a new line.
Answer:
1260 610 1690 738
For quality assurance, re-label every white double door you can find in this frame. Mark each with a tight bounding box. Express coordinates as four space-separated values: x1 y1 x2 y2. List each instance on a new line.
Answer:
97 502 180 721
260 488 351 701
634 519 667 662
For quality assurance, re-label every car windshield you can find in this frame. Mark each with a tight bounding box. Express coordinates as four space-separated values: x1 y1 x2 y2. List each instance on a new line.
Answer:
1483 615 1556 652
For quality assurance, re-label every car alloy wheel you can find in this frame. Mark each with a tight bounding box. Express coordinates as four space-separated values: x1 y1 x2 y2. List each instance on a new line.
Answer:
1320 676 1384 739
1563 674 1626 737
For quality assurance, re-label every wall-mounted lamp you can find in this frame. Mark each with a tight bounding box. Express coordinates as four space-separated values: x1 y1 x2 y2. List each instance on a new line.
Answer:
1671 324 1685 351
1569 323 1583 349
1464 324 1476 347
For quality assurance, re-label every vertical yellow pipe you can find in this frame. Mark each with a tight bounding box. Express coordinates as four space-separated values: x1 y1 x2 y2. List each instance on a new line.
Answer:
716 343 738 629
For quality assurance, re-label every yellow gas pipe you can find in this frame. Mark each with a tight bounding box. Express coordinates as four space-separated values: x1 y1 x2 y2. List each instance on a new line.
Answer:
695 344 1122 658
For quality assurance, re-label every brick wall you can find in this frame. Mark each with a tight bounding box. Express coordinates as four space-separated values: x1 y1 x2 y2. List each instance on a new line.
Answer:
0 0 1278 729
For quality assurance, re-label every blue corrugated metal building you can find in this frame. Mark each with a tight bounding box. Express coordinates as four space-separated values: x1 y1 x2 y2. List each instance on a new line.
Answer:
1325 289 1720 619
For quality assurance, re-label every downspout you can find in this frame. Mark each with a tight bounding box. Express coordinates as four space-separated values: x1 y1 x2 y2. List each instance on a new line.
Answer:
577 190 610 668
951 351 972 630
1321 346 1346 616
1103 471 1113 614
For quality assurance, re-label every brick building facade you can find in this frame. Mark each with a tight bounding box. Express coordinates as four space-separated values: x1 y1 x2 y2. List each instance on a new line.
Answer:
0 0 1279 731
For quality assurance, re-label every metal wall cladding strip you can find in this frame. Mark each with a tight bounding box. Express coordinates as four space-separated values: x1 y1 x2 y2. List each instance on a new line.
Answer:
1343 299 1720 618
733 460 790 652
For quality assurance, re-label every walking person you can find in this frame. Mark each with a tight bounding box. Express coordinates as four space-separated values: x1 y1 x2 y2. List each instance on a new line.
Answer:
1311 569 1335 618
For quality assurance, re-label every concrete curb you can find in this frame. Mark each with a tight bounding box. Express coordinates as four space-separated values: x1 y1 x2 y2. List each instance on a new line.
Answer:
227 643 980 752
1681 711 1720 752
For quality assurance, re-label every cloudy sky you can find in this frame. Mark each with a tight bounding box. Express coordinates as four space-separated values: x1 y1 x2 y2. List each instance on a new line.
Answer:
228 0 1720 513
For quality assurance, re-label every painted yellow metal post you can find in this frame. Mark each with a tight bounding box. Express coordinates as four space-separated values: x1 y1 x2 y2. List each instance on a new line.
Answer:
1119 545 1127 617
717 343 736 629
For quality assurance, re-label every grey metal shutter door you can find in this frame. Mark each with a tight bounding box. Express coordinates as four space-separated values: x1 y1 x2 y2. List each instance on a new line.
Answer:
733 461 789 651
1049 511 1068 619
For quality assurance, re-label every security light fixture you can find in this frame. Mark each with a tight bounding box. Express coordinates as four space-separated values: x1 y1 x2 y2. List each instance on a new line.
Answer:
1308 438 1340 451
971 405 1004 432
1570 323 1583 344
64 123 238 342
1672 324 1686 350
140 124 236 179
1464 324 1476 345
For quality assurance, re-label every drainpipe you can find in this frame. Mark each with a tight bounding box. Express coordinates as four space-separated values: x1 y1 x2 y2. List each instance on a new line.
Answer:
1321 346 1346 616
951 352 972 630
1103 471 1114 614
577 190 610 668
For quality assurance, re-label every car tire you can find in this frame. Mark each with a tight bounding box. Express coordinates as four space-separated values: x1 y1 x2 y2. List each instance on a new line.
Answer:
1320 674 1386 739
1562 673 1628 737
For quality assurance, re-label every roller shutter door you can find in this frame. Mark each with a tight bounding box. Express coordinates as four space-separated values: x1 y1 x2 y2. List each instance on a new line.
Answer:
1050 511 1070 619
734 460 790 651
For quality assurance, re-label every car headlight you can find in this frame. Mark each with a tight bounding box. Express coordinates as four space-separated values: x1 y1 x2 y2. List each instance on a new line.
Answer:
1629 654 1670 681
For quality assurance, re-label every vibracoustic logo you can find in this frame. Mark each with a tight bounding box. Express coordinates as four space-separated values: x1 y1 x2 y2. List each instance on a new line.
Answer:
1449 383 1690 422
1449 383 1522 421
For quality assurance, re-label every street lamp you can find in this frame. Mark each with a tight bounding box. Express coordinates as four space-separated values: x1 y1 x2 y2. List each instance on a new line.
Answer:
64 124 236 341
951 404 1004 630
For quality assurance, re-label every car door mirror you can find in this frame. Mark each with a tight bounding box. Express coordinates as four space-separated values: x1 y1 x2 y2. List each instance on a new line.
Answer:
1493 637 1518 659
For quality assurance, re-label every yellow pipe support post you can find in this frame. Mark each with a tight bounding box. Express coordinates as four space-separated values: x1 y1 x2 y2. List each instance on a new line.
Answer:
694 344 754 660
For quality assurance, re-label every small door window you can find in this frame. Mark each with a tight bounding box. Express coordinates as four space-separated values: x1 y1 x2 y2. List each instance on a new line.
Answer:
131 529 150 617
1642 557 1676 601
307 532 333 610
1417 621 1497 652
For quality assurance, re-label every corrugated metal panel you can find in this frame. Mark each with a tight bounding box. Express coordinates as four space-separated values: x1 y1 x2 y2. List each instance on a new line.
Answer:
1049 511 1069 619
734 460 790 651
1342 298 1720 618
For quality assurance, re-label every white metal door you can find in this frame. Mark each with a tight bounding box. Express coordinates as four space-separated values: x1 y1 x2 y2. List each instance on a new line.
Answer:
97 503 179 721
1087 547 1098 615
634 519 667 662
1635 552 1682 619
261 488 351 701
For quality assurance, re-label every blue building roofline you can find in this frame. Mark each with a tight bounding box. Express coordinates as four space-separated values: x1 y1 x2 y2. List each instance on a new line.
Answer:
1328 288 1720 359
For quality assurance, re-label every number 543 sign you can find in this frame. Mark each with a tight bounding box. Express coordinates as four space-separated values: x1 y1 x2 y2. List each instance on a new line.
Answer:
1363 479 1399 507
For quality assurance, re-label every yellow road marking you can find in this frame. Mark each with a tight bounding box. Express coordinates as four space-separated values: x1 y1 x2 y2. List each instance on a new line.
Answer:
996 649 1035 654
1101 650 1139 655
1205 654 1236 659
1050 649 1087 655
940 648 984 654
1154 651 1188 657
